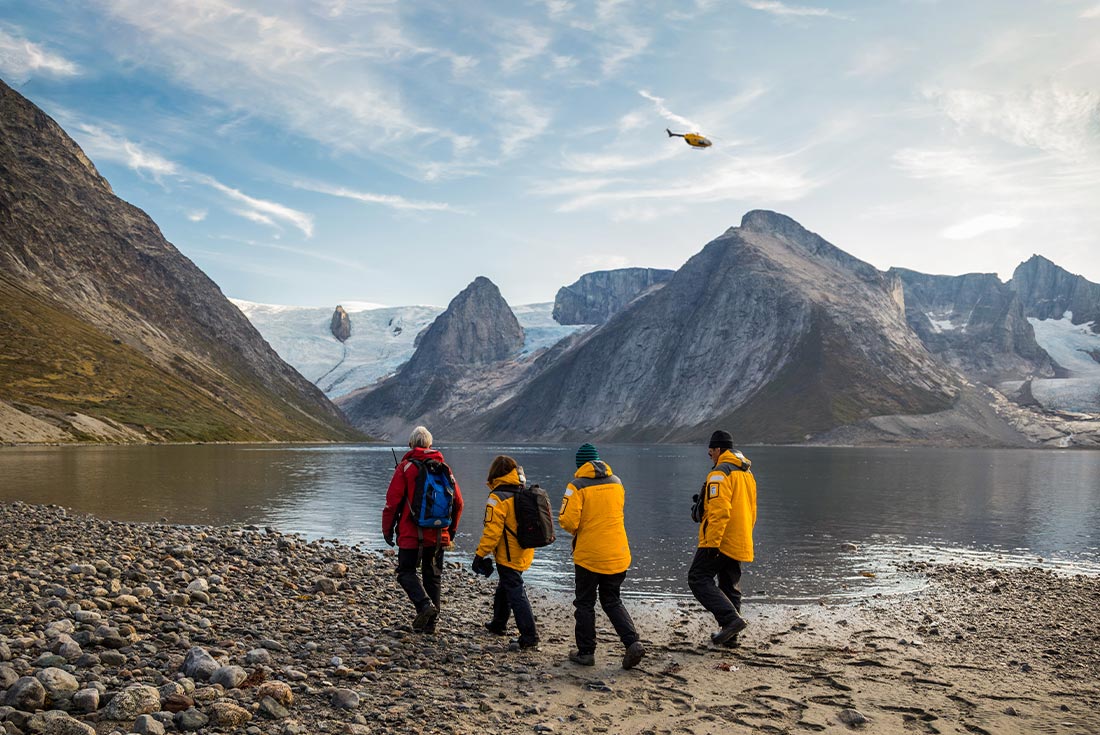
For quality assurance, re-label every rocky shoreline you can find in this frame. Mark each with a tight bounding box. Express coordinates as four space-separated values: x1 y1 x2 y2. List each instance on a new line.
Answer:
2 502 1098 735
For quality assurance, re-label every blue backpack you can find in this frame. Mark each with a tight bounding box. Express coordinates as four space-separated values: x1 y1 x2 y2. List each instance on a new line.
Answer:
408 459 456 530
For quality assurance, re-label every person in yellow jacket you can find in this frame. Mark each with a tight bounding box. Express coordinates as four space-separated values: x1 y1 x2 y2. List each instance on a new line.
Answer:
689 430 757 647
472 455 539 649
559 443 645 670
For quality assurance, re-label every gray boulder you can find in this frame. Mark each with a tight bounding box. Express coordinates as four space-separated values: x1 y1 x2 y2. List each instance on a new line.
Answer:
102 685 160 721
133 713 166 735
5 676 46 711
36 668 79 705
180 647 218 681
210 665 247 689
24 710 95 735
70 689 98 714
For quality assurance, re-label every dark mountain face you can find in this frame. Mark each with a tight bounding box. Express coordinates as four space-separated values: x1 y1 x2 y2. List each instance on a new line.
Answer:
337 276 523 438
890 268 1054 383
476 211 958 443
0 79 358 442
553 267 674 325
1011 255 1100 333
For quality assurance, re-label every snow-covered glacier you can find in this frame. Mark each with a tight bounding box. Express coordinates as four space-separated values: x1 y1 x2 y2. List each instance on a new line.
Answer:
232 299 590 399
1000 312 1100 413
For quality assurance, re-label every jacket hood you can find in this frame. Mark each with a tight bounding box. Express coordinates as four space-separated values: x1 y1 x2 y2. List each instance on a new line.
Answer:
402 446 444 463
488 468 521 490
574 460 613 479
716 449 750 470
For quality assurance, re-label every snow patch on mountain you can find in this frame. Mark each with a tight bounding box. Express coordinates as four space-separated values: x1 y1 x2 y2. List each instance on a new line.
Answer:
1011 312 1100 412
233 299 590 399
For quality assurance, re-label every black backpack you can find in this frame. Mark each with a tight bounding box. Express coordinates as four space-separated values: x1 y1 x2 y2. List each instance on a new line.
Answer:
500 484 556 549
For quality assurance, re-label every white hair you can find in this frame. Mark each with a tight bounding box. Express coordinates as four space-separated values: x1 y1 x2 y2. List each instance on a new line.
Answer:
408 425 433 449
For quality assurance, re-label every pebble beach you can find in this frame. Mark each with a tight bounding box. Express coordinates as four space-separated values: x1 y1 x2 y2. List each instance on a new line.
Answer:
1 502 1098 735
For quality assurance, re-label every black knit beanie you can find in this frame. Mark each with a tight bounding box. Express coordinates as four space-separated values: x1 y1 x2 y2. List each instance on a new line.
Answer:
708 430 734 449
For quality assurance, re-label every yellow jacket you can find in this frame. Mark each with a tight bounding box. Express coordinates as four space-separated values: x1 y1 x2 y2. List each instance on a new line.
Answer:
697 450 757 562
559 461 631 575
474 469 535 571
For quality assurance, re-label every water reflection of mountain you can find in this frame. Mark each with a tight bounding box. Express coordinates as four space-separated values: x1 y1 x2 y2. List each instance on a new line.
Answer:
1 445 1096 602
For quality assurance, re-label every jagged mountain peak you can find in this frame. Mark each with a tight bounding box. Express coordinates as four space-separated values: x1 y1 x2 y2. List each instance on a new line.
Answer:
396 275 523 374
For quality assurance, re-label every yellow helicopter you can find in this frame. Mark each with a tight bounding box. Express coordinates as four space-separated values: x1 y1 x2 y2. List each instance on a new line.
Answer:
667 128 712 148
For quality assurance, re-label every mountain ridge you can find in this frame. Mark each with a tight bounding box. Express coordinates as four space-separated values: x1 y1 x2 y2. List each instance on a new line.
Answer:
0 78 359 443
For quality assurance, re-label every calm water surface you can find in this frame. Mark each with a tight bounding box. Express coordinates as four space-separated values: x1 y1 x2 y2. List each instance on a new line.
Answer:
1 444 1098 603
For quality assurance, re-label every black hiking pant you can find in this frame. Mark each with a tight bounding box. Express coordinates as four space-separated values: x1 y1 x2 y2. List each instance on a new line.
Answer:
688 547 743 626
489 565 538 646
573 565 639 655
397 546 443 614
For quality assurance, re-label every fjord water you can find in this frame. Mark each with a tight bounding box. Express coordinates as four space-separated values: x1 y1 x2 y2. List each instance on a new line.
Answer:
2 444 1097 603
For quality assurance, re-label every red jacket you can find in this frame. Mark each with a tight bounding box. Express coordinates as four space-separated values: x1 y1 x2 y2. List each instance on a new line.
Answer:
382 447 464 549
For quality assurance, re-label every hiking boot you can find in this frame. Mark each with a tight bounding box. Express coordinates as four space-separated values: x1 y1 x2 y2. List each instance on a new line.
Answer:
722 634 740 649
412 603 438 632
483 622 507 636
568 650 595 666
509 638 540 652
711 616 748 646
622 641 646 670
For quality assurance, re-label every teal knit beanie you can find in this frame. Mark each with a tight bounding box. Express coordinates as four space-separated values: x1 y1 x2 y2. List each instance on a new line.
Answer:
575 443 600 468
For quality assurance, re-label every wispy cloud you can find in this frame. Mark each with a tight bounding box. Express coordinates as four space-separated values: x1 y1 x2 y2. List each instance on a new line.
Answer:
924 85 1100 158
74 123 180 180
741 1 843 19
0 27 80 83
493 90 552 157
638 90 699 131
941 213 1024 240
293 181 467 213
187 209 208 222
200 177 314 237
66 119 315 237
1080 4 1100 18
553 155 818 213
559 147 682 174
496 21 552 74
98 0 468 166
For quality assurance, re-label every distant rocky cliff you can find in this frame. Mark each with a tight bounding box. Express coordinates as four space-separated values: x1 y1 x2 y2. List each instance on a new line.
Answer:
890 268 1054 384
1011 255 1100 332
330 306 351 342
553 267 673 325
478 211 959 443
299 209 1098 447
0 78 359 443
337 277 524 438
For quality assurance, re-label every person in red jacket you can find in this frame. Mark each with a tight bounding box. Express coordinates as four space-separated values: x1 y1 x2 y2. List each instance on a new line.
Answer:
382 425 464 633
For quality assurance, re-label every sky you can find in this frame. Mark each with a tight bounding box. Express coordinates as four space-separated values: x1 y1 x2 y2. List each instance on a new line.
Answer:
2 0 1099 308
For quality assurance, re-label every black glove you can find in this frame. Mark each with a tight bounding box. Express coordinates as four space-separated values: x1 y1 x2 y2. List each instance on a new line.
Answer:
472 555 494 577
383 532 395 547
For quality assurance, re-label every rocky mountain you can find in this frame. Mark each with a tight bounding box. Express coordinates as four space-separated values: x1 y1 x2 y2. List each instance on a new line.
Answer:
553 267 674 325
337 277 526 438
1011 255 1100 332
330 305 351 342
0 78 359 443
889 268 1054 384
477 211 960 443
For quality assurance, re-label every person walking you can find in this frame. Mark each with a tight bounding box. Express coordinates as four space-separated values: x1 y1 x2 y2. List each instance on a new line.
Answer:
688 430 757 647
472 455 539 649
382 425 463 634
559 443 645 670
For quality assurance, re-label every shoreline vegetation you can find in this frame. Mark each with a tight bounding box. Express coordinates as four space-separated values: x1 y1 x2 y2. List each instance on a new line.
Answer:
1 503 1098 735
